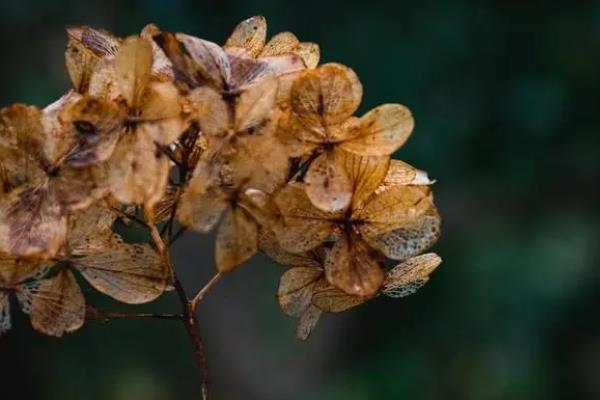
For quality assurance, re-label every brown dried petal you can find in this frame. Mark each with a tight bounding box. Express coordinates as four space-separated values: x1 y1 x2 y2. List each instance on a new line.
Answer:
225 16 267 57
278 266 323 317
24 269 85 337
382 253 442 298
341 104 414 156
324 235 383 297
312 277 367 313
115 36 153 109
215 207 258 272
305 151 352 212
74 242 168 304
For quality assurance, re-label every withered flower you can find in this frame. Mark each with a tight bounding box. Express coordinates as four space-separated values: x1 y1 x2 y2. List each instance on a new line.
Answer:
106 35 185 210
275 152 438 296
279 63 415 212
261 230 441 340
0 95 122 258
224 15 320 69
0 256 85 337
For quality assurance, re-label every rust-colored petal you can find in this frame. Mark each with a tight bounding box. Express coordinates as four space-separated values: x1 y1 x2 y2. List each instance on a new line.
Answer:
324 235 383 297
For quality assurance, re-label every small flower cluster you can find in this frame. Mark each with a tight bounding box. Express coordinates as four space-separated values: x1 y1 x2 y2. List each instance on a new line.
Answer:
0 16 441 340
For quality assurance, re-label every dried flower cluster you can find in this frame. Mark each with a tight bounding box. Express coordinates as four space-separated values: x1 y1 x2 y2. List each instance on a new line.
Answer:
0 16 441 347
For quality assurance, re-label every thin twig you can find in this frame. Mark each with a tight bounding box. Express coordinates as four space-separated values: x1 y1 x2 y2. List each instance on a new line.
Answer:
191 272 222 311
86 307 182 321
110 206 151 229
147 222 210 400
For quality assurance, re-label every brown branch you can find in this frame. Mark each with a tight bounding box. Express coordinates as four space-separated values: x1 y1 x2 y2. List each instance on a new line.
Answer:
147 222 210 400
86 307 182 321
191 272 222 311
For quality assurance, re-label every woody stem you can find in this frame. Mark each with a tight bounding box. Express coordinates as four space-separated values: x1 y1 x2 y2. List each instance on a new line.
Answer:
148 223 210 400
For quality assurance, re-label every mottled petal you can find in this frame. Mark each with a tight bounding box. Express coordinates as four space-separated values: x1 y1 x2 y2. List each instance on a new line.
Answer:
382 253 442 298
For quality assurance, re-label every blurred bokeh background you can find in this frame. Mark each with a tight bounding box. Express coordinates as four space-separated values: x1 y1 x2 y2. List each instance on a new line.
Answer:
1 0 599 399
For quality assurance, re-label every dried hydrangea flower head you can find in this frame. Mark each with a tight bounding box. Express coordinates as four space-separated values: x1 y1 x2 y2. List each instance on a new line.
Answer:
0 15 442 398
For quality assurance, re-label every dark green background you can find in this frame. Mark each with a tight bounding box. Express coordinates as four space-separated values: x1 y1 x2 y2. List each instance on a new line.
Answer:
1 1 599 399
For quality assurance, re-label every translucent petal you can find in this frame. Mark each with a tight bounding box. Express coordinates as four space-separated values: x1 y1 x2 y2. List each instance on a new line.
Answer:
230 54 305 92
65 26 120 93
290 63 362 134
0 185 67 258
0 256 50 286
60 96 124 167
115 36 153 109
295 304 322 341
355 186 434 238
341 104 414 156
305 151 352 212
382 253 442 298
215 207 258 272
139 81 185 145
24 269 85 337
294 42 320 69
177 176 229 233
312 277 367 312
324 235 383 297
0 292 10 335
258 229 322 268
365 206 441 261
75 242 168 304
107 132 170 208
336 150 390 211
260 32 299 57
225 15 267 57
274 184 337 253
176 33 231 89
278 266 323 317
